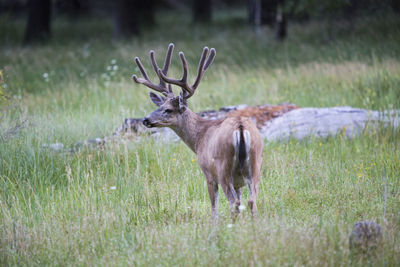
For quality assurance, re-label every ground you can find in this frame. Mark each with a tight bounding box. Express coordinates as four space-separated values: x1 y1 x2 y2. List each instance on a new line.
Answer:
0 9 399 266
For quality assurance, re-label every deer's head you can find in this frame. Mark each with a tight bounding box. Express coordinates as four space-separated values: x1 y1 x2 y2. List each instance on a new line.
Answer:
132 43 216 128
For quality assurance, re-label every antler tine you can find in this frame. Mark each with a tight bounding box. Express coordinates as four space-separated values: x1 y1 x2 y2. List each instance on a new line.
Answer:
179 52 190 95
134 57 150 81
149 44 175 93
132 57 166 94
132 44 176 96
186 47 216 98
192 47 210 91
157 46 216 99
204 48 216 71
162 43 174 73
157 51 191 96
150 50 165 88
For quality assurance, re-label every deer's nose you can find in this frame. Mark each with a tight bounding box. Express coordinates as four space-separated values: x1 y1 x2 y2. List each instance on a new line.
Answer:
142 118 152 128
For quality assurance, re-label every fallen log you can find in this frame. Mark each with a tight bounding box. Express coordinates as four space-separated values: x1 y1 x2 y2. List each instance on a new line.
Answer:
113 104 399 142
261 107 400 141
42 104 399 152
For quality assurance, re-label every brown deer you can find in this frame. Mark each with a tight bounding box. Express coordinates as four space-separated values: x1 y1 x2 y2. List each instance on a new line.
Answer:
132 43 263 218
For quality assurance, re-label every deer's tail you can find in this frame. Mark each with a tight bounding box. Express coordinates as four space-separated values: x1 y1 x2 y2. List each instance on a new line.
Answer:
233 124 251 169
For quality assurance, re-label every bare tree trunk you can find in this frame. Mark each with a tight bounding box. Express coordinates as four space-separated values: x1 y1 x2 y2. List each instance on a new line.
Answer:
392 0 400 13
24 0 51 44
261 0 278 25
275 0 287 41
136 0 155 27
113 0 139 39
247 0 256 24
193 0 212 23
247 0 261 25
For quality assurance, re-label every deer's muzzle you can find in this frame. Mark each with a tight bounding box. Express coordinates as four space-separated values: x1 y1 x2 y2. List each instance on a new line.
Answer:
142 118 154 128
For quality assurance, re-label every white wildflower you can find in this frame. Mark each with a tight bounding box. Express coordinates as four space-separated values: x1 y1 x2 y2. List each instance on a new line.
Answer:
113 65 118 71
110 186 117 190
111 59 117 65
227 224 233 228
101 73 110 81
42 73 49 79
107 66 112 71
238 205 246 211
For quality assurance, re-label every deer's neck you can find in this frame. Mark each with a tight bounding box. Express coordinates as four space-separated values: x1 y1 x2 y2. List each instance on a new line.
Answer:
170 109 207 154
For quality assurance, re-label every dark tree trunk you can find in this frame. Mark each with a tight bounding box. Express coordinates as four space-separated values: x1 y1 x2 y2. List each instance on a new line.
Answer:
261 0 278 25
24 0 51 44
137 0 155 27
275 0 287 41
113 0 139 39
275 11 287 40
248 0 278 26
391 0 400 13
247 0 262 29
247 0 256 24
193 0 212 23
55 0 91 17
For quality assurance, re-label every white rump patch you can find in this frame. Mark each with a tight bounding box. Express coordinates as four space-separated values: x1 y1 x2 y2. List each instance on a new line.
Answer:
233 130 241 148
232 129 251 164
243 130 251 154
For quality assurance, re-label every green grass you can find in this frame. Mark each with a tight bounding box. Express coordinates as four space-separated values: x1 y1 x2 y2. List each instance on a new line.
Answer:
1 9 400 266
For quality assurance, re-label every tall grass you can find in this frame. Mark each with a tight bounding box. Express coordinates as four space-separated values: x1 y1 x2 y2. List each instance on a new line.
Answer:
1 9 399 266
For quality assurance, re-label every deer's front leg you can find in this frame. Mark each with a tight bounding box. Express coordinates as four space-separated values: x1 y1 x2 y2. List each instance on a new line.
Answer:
200 165 219 220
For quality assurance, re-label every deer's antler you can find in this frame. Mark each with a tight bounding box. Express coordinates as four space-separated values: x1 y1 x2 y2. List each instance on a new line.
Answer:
158 46 216 99
132 43 174 96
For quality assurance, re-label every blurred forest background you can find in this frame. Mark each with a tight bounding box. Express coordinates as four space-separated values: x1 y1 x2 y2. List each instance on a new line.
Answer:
1 0 399 44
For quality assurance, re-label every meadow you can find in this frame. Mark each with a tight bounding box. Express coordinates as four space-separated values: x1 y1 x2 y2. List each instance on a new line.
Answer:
0 9 400 266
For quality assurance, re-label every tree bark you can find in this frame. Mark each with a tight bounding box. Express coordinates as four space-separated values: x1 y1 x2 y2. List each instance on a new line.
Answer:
24 0 51 44
260 107 399 141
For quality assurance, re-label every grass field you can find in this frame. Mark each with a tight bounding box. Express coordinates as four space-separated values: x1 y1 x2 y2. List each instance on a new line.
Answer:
1 10 400 266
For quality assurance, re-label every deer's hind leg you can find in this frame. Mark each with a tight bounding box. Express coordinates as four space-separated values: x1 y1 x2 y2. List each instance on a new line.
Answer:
207 180 219 220
220 182 240 217
217 165 240 216
247 155 261 217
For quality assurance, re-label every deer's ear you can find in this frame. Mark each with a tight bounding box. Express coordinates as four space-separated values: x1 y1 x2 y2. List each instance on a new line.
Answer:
149 92 165 107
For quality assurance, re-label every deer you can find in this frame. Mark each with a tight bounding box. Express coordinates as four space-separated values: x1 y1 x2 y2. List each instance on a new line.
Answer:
132 43 263 219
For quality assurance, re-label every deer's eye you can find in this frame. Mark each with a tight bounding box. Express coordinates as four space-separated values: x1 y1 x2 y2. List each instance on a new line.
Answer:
164 109 173 114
